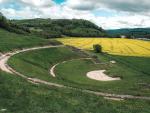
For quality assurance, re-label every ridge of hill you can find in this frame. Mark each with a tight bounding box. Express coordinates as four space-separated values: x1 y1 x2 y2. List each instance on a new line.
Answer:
12 18 106 38
0 12 106 38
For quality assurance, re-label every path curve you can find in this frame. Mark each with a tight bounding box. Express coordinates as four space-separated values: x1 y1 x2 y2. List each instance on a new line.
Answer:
0 45 150 100
50 58 92 77
49 58 119 82
0 45 64 73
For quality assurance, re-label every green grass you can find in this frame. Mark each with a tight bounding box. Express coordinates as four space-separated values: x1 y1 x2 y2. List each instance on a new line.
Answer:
8 47 83 81
8 47 150 96
0 71 150 113
0 28 57 52
106 55 150 75
56 54 150 96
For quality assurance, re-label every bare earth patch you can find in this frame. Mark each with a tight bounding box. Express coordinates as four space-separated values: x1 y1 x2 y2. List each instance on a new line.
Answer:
104 97 124 101
87 70 121 81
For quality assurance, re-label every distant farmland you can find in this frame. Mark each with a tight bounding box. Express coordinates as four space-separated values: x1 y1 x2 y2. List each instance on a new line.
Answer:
57 38 150 57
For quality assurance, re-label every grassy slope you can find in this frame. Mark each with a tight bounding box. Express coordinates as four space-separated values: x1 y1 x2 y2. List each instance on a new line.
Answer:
0 28 53 52
8 47 83 81
0 71 150 113
8 47 150 96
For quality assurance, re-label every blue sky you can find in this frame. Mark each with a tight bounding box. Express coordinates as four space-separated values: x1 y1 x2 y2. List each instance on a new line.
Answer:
54 0 65 4
0 0 150 29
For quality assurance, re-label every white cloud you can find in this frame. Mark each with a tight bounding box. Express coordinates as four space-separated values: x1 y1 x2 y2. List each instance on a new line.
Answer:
1 7 42 19
93 15 150 29
0 0 8 3
0 0 3 3
20 0 55 7
64 0 98 10
1 0 150 29
65 0 150 13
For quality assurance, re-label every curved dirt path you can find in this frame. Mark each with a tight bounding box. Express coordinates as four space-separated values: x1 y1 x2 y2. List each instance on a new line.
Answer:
50 58 118 82
50 58 92 77
0 45 150 100
0 45 64 73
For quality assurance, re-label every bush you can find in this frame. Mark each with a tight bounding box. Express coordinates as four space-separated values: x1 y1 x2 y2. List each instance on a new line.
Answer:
93 44 102 53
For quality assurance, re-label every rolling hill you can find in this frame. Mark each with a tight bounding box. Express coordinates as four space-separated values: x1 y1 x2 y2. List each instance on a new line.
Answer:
1 12 106 38
12 18 106 38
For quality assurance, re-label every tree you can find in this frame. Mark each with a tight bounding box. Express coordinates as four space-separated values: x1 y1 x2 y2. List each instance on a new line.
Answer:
0 12 9 29
93 44 102 53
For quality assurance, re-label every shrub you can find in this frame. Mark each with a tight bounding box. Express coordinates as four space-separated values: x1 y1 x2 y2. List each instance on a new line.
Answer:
93 44 102 53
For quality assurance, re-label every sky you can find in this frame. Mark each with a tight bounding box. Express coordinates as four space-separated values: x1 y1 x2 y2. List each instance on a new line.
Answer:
1 0 150 29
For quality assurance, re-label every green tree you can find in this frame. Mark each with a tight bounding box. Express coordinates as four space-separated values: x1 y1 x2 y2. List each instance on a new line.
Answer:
93 44 102 53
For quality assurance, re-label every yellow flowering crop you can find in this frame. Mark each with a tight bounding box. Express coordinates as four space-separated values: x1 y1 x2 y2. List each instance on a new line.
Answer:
57 38 150 57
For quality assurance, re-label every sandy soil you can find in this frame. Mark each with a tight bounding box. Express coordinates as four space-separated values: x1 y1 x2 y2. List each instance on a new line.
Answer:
87 70 120 81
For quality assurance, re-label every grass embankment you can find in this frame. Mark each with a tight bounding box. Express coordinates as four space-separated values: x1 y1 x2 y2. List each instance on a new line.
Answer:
0 71 150 113
8 47 150 96
0 28 60 53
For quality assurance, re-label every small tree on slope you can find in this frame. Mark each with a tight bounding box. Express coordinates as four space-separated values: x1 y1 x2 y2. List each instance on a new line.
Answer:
93 44 102 53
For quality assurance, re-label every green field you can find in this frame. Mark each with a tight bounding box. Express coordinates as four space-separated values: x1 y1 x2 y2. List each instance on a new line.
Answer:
8 47 150 96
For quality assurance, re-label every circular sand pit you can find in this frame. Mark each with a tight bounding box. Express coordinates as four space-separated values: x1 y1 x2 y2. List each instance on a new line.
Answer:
87 70 120 81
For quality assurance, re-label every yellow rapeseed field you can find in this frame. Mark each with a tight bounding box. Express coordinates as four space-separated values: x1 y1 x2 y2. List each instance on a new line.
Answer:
57 38 150 57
